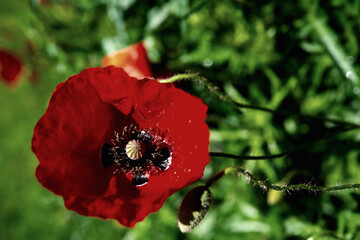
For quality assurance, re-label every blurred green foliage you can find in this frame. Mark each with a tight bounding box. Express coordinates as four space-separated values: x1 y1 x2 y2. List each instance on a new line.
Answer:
1 0 360 239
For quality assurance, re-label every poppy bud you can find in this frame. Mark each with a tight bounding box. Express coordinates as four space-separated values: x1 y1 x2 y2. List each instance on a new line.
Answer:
178 185 212 233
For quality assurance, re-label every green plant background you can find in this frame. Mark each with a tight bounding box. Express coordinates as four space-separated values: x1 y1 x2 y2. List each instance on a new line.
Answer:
1 0 360 239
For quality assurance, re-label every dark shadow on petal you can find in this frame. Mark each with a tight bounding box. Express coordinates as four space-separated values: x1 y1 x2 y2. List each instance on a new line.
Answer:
101 143 115 168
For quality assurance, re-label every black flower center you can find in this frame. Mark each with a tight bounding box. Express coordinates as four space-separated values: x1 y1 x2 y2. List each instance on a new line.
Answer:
100 125 173 187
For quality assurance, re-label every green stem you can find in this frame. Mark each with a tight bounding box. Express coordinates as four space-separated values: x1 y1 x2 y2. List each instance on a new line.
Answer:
158 73 200 83
227 167 360 193
206 167 360 193
158 73 360 128
272 183 360 192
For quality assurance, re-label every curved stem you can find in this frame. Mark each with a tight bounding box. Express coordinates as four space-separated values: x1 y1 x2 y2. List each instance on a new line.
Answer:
205 166 360 194
158 73 200 83
232 167 360 193
205 170 225 187
159 73 360 128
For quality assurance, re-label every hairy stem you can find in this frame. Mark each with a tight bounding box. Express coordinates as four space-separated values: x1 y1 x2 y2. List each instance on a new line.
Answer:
159 73 360 128
205 167 360 194
158 73 200 83
227 167 360 193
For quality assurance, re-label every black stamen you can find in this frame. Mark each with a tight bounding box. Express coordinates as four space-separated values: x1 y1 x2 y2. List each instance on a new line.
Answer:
100 126 173 184
100 143 115 168
153 147 171 170
131 175 149 186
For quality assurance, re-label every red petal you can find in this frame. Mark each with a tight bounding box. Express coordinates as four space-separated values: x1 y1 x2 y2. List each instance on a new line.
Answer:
84 66 137 115
32 71 134 197
0 50 22 85
63 174 153 228
101 42 153 78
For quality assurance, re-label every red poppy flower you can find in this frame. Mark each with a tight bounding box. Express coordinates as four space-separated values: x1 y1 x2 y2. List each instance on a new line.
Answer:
102 42 153 78
32 66 210 227
0 50 23 86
